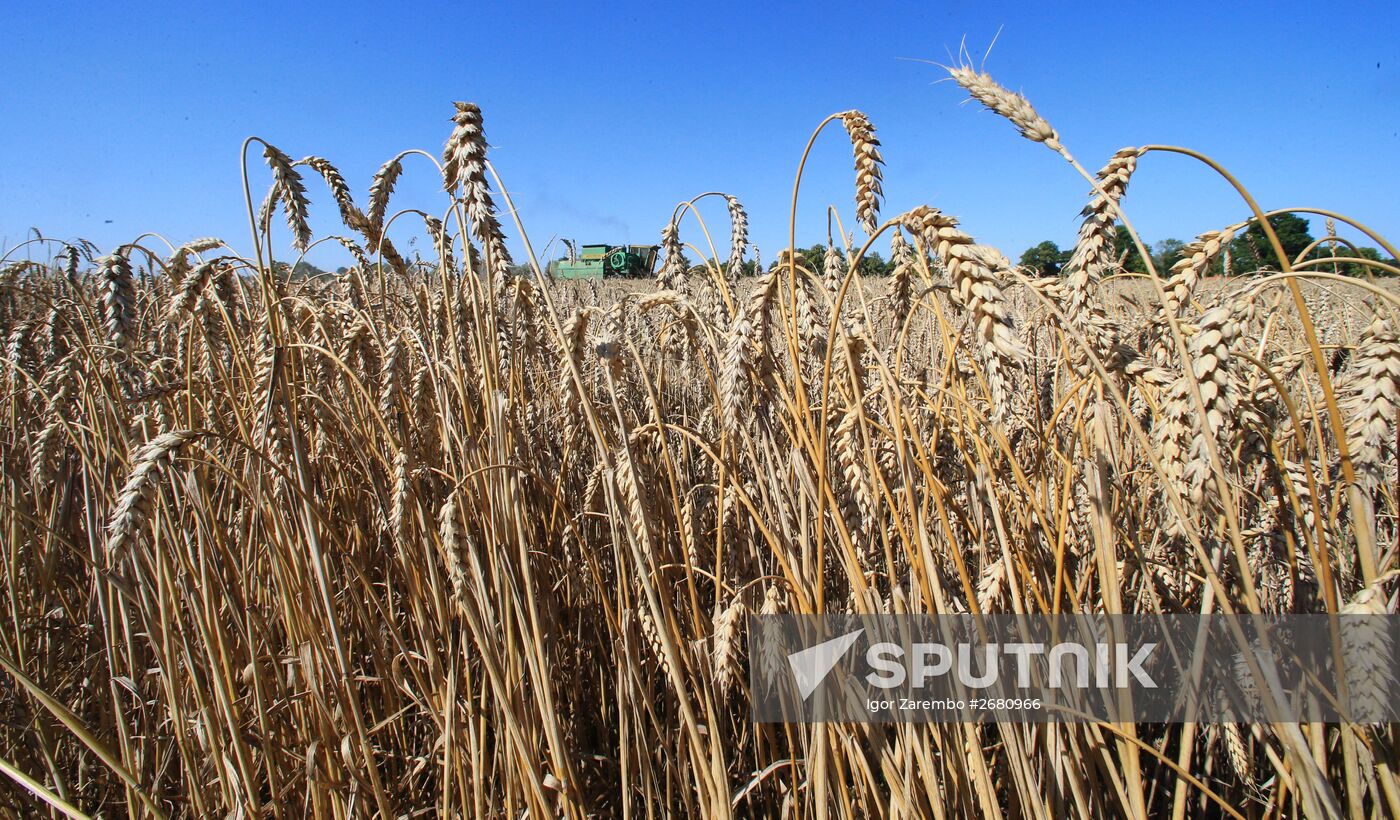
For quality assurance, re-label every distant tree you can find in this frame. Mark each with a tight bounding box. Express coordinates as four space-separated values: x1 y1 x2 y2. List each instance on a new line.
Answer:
855 251 891 277
1229 213 1313 274
1153 238 1186 273
758 246 889 276
1300 242 1400 277
1019 241 1067 276
1112 225 1149 274
796 244 828 273
1338 246 1395 277
293 261 327 279
271 260 328 281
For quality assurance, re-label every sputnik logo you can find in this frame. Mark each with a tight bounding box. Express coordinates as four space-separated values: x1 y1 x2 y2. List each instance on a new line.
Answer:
787 629 864 699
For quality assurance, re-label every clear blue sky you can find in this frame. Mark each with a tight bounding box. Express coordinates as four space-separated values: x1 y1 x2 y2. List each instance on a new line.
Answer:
3 1 1397 269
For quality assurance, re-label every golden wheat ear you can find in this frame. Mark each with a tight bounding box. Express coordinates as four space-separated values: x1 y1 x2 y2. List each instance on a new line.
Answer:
838 110 884 235
443 101 513 289
262 143 312 251
947 64 1061 151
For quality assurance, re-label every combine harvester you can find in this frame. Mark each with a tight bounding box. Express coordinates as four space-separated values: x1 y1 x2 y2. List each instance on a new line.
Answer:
554 242 659 279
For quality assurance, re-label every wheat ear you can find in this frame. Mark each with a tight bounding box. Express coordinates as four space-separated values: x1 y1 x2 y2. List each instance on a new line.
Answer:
99 251 135 353
657 220 685 290
947 66 1061 151
1163 222 1246 316
902 206 1025 420
299 156 360 229
838 111 884 234
442 102 513 288
366 156 405 249
725 195 748 280
712 598 747 699
1061 148 1139 325
106 430 202 562
262 144 312 251
1343 317 1400 491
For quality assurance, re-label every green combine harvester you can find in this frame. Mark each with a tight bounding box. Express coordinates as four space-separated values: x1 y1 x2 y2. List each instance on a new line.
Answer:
554 243 659 279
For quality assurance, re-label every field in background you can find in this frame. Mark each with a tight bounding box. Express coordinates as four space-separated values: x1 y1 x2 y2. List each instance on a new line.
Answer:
1 70 1397 818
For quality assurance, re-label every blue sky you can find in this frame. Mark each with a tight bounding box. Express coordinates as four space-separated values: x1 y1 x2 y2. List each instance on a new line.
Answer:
3 1 1397 269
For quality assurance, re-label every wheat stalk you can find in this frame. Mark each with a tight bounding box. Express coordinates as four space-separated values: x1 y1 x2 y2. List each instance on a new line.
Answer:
5 87 1398 819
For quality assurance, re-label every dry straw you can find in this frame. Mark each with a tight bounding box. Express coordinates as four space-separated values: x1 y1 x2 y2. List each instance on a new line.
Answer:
3 72 1397 820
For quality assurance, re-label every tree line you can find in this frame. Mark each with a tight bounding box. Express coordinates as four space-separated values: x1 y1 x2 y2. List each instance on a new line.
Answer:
313 214 1395 281
1019 214 1396 278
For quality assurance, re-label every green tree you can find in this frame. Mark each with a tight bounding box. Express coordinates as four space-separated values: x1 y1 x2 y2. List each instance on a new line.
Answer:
1019 240 1067 276
1338 246 1392 277
1229 213 1313 274
1113 225 1149 274
1153 238 1186 272
1302 243 1400 277
770 245 889 276
796 244 828 273
855 251 891 277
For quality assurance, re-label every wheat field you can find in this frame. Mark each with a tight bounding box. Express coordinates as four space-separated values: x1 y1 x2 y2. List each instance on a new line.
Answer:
1 68 1398 818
